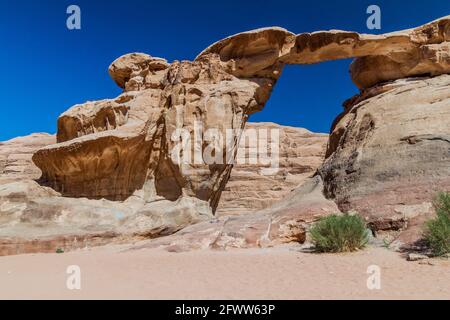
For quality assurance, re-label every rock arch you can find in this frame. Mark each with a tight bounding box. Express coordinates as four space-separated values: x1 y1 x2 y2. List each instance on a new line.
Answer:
33 15 450 214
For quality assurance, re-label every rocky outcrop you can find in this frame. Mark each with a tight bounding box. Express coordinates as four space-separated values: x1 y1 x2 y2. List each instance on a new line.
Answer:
33 52 286 212
0 135 211 256
1 16 450 255
217 123 328 215
108 53 170 90
0 133 56 185
0 124 326 256
320 75 450 239
350 42 450 90
0 179 212 256
134 176 339 252
32 15 450 213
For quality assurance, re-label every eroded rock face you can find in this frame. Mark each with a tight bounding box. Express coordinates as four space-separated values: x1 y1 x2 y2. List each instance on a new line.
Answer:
0 134 212 256
351 42 450 90
0 180 212 256
0 124 327 256
320 75 450 240
134 176 339 252
33 18 450 211
217 123 328 216
33 51 287 212
1 16 450 255
0 133 56 184
198 16 450 90
33 16 450 215
108 53 170 90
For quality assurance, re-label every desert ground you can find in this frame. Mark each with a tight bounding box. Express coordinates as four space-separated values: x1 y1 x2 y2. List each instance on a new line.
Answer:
0 245 449 300
1 14 450 301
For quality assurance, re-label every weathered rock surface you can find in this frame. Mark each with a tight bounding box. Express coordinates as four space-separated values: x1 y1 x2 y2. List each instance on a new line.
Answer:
350 41 450 90
217 122 328 215
1 16 450 255
0 179 212 256
34 53 284 212
0 135 211 256
108 53 170 90
199 16 450 89
286 16 450 89
33 15 450 215
0 133 55 184
320 75 450 241
0 123 326 255
134 176 339 252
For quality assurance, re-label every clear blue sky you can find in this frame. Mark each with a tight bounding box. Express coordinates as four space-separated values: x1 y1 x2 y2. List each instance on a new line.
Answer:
0 0 449 141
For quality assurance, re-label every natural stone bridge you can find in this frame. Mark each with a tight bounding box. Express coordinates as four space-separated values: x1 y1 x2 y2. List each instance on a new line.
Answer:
33 15 450 215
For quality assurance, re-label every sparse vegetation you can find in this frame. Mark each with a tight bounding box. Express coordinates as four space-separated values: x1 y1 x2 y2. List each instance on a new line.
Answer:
56 248 65 254
310 213 369 253
424 192 450 257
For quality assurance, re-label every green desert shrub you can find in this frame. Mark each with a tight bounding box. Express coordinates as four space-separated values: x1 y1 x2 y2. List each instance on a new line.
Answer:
310 213 369 253
424 192 450 257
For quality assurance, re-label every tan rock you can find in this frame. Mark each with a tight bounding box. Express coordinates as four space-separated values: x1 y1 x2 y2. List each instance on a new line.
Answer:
196 27 295 78
0 133 55 184
217 122 328 216
109 53 169 90
3 15 450 255
0 180 211 256
283 16 450 89
33 51 284 211
0 118 330 255
407 253 430 262
136 176 339 251
197 16 450 89
33 16 450 212
320 75 450 242
351 42 450 89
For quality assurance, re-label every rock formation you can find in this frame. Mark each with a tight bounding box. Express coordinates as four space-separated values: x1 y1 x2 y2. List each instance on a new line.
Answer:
0 123 327 255
320 74 450 242
0 15 449 255
217 123 328 216
33 15 450 208
0 133 56 184
136 176 339 252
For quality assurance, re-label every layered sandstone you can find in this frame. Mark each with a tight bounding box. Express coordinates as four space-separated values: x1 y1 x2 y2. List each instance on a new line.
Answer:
0 123 327 256
0 177 212 256
0 16 449 255
199 16 450 89
320 74 450 243
33 15 450 216
217 123 328 215
0 133 56 184
33 53 288 212
136 176 339 252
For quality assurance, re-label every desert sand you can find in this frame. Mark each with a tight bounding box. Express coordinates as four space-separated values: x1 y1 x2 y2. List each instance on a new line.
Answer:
0 245 448 300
